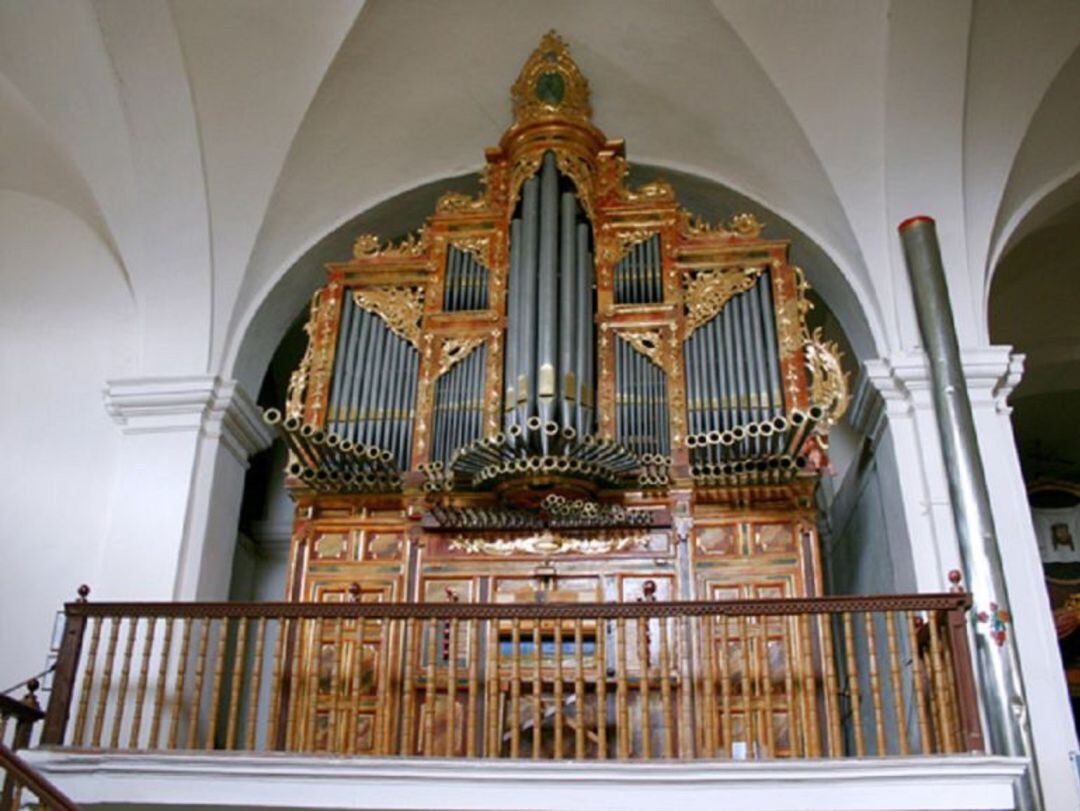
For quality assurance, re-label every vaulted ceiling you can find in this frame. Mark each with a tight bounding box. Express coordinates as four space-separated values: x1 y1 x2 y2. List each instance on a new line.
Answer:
3 0 1079 396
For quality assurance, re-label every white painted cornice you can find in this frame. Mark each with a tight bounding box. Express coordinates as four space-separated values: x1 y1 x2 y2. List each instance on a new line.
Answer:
861 347 1025 424
103 376 274 464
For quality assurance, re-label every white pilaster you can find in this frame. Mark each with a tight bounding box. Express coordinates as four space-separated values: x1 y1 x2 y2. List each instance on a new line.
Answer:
961 348 1080 811
862 347 1079 810
100 377 273 601
863 351 962 591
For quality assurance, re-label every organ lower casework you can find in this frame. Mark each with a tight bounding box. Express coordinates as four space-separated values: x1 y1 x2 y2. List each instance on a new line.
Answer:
263 33 849 753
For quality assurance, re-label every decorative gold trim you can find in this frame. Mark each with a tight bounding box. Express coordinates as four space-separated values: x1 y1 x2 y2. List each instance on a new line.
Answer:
602 229 657 265
554 151 597 222
353 227 428 259
437 192 488 214
308 284 340 423
485 328 502 434
678 210 765 240
285 289 320 419
438 335 485 377
448 235 491 266
618 329 665 368
805 328 850 426
354 287 425 348
449 530 648 556
776 266 811 355
601 156 676 204
682 266 765 338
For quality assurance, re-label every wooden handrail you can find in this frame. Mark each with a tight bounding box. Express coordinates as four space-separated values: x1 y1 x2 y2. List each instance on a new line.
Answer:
0 743 80 811
58 592 971 620
0 694 44 727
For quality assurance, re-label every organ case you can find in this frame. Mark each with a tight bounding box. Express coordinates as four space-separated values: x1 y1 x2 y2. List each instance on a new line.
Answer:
264 33 849 754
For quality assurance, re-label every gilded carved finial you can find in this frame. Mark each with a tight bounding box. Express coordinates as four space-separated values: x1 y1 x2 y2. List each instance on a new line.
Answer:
511 31 592 127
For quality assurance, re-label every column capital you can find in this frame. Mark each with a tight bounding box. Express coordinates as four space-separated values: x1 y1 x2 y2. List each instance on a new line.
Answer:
103 376 274 464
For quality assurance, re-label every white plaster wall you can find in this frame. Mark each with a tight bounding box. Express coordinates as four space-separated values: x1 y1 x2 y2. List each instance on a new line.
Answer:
0 191 136 690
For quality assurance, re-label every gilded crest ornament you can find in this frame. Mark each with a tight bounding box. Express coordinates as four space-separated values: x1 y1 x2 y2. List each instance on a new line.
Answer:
510 31 591 128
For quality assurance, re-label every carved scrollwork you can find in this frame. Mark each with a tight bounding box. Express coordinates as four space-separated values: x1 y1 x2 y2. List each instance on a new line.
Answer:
449 530 648 556
437 191 489 214
604 155 675 204
618 329 665 369
678 209 765 240
554 151 597 221
507 152 544 219
507 148 598 223
354 286 425 348
602 228 657 265
775 266 812 355
285 289 321 419
682 266 766 338
353 227 428 259
805 327 850 426
438 335 485 377
448 235 491 266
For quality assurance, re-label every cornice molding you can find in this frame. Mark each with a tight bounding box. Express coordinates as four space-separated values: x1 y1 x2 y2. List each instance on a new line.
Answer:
103 376 274 464
860 346 1024 428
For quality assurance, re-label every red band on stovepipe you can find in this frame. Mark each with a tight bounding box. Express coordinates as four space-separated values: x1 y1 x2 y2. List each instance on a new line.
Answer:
898 215 935 232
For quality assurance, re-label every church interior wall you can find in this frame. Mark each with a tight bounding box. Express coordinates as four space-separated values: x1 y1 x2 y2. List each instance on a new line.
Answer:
0 190 136 692
2 2 1080 807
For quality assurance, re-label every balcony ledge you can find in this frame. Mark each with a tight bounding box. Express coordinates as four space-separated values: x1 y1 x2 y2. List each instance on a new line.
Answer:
24 749 1024 811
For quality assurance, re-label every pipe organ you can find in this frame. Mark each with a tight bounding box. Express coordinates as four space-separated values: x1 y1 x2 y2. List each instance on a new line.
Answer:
265 33 850 755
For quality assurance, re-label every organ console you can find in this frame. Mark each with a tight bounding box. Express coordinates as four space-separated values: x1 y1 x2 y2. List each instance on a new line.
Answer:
262 32 850 755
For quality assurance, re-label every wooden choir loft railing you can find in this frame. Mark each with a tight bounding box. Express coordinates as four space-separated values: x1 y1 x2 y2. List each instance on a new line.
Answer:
2 680 79 810
40 589 983 761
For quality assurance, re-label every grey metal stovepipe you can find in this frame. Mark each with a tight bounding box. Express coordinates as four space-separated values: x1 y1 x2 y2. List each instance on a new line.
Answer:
899 216 1042 811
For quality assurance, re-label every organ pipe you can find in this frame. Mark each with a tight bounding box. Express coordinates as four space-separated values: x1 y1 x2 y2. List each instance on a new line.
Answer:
503 150 596 451
613 235 663 305
444 246 491 312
